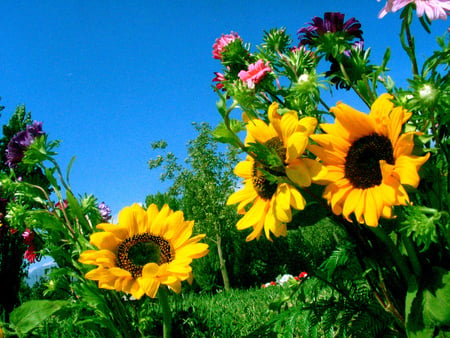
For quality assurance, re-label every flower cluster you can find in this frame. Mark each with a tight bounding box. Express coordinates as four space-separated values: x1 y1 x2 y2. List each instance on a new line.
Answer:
212 6 449 335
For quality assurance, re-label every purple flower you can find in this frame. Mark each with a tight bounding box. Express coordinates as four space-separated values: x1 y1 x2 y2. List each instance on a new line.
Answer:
98 202 112 222
5 121 44 168
298 12 363 48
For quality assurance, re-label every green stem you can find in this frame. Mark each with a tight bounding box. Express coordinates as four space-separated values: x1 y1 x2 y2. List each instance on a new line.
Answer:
404 21 419 77
369 227 413 286
338 61 371 108
159 286 172 338
401 233 422 277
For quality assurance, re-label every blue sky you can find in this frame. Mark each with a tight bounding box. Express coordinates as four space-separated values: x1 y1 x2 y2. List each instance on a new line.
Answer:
0 1 448 216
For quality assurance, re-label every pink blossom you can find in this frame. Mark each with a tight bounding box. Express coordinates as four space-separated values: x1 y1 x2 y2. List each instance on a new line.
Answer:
212 72 226 90
377 0 450 20
238 60 272 89
212 32 241 60
22 228 35 245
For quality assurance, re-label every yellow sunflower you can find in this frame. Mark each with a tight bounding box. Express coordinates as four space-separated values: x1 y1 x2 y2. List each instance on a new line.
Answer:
79 203 208 299
227 102 326 241
309 93 430 227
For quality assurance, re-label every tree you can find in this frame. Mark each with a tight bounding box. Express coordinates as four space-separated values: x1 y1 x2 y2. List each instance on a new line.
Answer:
147 122 241 291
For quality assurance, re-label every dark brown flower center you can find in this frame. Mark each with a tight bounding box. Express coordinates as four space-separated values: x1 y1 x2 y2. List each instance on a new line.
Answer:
117 233 174 278
345 133 394 189
252 137 286 200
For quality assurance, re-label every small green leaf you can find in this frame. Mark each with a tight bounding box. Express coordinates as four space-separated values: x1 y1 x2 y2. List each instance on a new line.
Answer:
9 300 69 335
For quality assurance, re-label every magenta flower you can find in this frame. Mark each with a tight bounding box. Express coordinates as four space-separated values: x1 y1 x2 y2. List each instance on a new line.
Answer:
377 0 450 20
298 12 363 48
22 228 35 246
238 59 272 89
212 72 226 91
5 121 45 168
55 199 68 210
212 32 242 60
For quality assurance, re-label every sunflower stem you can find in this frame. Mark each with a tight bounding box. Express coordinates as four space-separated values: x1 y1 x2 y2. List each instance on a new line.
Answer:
369 226 414 286
159 285 172 338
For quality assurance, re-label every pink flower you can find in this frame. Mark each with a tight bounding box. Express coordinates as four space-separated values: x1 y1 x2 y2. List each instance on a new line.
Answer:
212 32 241 60
212 72 226 90
377 0 450 20
238 60 272 89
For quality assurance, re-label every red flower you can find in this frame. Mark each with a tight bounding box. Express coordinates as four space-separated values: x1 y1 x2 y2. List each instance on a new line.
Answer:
270 281 276 286
299 271 308 278
24 245 37 263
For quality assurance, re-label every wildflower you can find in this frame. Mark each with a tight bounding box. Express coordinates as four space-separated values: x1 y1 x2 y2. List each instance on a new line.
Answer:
212 32 242 60
79 203 208 299
5 121 45 168
298 271 308 278
22 228 34 245
377 0 450 21
24 245 37 263
309 94 430 227
98 202 112 222
227 102 326 241
238 60 272 89
55 200 68 210
298 12 363 52
212 72 226 91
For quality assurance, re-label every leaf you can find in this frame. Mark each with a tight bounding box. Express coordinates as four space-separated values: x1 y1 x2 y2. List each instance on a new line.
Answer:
66 156 76 185
9 300 69 335
423 267 450 326
406 267 450 338
211 121 243 148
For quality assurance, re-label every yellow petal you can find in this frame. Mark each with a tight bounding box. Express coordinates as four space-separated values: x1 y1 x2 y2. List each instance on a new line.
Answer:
246 119 276 144
274 183 291 222
268 102 282 136
286 161 311 187
286 132 308 162
289 186 306 210
331 103 376 141
236 198 267 230
395 153 430 188
90 232 121 251
297 116 317 135
234 160 253 178
280 110 299 141
96 224 129 241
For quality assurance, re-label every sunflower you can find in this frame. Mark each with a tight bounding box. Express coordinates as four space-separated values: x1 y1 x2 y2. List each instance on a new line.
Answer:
79 203 208 299
309 93 430 227
227 102 326 241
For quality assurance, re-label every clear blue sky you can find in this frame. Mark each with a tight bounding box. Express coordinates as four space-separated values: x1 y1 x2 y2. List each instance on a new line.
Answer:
1 1 448 216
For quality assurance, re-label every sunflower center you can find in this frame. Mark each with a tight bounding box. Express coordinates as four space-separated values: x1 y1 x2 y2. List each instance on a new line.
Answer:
345 133 394 189
252 137 286 200
117 233 174 278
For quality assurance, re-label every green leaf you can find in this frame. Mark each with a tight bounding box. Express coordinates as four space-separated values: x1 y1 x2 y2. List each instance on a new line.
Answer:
66 156 76 185
423 267 450 326
211 121 243 147
406 267 450 338
9 300 69 336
